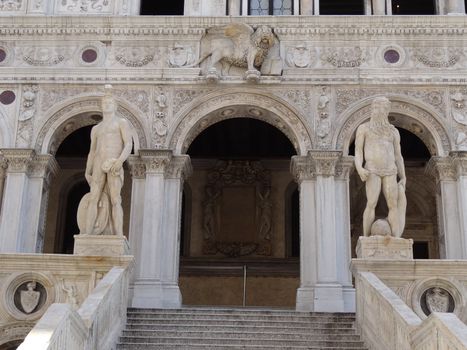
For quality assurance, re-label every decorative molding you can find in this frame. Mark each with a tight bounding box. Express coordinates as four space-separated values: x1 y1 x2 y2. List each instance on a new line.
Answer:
165 155 192 181
127 156 146 179
309 150 341 177
1 148 35 173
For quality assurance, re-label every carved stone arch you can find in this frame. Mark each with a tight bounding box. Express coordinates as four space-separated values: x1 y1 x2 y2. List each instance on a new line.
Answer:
0 322 35 346
168 89 312 156
34 97 148 155
333 95 451 157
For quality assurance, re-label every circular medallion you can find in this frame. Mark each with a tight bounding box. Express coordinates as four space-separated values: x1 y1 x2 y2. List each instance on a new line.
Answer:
0 49 6 63
384 49 400 64
82 49 98 63
0 90 15 105
14 281 47 315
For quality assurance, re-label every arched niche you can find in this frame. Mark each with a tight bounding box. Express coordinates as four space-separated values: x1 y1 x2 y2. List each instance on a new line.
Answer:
334 95 451 157
34 97 147 156
168 89 312 156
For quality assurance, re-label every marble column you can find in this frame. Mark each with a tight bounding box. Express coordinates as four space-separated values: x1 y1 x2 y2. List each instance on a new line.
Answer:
160 155 192 307
228 0 241 15
452 152 467 258
426 156 463 259
372 0 386 14
131 150 172 308
0 150 58 253
291 153 317 312
291 151 353 312
131 150 192 308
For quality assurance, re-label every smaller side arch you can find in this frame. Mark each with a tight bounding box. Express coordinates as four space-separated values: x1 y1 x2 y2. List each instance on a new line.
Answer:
34 97 148 155
333 95 452 156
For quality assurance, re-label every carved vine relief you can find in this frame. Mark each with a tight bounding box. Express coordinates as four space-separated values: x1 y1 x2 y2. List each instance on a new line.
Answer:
202 160 272 257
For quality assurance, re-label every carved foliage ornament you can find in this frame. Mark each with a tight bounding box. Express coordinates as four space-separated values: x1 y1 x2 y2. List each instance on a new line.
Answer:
202 160 272 257
450 91 467 150
114 46 156 67
0 0 22 10
321 47 366 68
59 0 111 13
412 47 462 68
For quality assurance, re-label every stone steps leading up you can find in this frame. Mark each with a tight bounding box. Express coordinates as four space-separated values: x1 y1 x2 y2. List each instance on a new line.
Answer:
117 308 367 350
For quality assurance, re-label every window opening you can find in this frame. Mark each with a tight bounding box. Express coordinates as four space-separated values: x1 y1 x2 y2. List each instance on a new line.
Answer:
392 0 435 15
319 0 364 15
140 0 184 15
249 0 293 15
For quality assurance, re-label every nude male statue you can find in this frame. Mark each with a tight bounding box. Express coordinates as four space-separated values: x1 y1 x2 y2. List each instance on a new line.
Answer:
83 86 132 236
354 96 407 238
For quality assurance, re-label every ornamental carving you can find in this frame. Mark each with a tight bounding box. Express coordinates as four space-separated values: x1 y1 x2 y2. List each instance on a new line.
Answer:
321 47 366 68
449 91 467 151
168 44 196 67
113 46 156 67
335 88 445 116
151 90 169 148
202 160 272 257
172 88 212 116
2 149 34 173
0 0 22 10
286 45 316 68
316 86 331 148
113 87 150 114
58 0 111 14
39 86 94 113
18 46 69 67
412 47 462 68
274 89 313 119
17 84 39 148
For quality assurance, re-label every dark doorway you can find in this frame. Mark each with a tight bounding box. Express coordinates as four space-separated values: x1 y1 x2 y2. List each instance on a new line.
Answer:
319 0 364 15
392 0 436 15
140 0 184 15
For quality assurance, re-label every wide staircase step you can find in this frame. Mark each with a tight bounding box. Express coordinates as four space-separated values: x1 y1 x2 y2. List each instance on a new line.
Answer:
117 308 368 350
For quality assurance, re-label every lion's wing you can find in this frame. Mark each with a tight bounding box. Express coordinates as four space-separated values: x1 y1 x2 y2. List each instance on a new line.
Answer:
224 23 254 48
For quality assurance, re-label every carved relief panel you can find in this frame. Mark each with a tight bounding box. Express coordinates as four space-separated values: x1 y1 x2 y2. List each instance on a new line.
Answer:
202 160 272 257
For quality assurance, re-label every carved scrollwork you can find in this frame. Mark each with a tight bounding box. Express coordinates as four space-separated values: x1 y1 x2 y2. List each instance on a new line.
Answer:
412 47 462 68
321 47 366 68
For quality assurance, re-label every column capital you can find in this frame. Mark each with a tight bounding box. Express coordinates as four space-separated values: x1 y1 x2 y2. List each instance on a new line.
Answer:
291 150 343 182
450 151 467 176
29 154 60 190
335 156 355 181
165 155 193 181
309 150 341 177
1 149 35 173
128 156 146 179
139 149 173 175
426 156 456 182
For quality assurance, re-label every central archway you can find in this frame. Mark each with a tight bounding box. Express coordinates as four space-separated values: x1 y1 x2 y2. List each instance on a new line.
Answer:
178 117 300 307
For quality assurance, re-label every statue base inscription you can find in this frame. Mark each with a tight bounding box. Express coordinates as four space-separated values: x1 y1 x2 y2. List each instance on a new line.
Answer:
73 234 130 257
356 236 413 260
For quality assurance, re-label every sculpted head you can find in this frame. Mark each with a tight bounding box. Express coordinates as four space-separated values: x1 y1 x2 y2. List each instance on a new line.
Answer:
370 97 391 120
254 26 275 49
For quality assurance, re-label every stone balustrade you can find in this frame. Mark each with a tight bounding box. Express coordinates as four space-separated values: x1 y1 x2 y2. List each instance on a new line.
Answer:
0 254 133 348
18 264 133 350
353 271 467 350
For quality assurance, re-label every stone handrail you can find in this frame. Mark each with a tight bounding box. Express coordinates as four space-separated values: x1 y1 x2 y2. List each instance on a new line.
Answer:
355 271 467 350
18 265 132 350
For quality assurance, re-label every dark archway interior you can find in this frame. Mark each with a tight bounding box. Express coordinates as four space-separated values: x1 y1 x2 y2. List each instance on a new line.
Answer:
188 118 296 158
0 340 22 350
140 0 184 15
55 126 92 254
349 127 431 161
392 0 436 15
56 125 93 157
319 0 364 15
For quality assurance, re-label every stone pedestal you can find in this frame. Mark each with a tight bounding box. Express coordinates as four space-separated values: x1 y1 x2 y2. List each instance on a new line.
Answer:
356 236 413 260
73 235 130 256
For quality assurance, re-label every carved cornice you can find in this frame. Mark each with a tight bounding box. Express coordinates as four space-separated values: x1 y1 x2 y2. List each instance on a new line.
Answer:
425 156 456 182
139 149 172 175
0 149 35 173
165 155 193 181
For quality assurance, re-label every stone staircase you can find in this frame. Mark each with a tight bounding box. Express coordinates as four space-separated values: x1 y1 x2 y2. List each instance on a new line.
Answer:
116 308 368 349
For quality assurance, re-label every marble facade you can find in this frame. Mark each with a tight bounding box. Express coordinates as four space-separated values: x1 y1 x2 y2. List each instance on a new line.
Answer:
1 0 467 347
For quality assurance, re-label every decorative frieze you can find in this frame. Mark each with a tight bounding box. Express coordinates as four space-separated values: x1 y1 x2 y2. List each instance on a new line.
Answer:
411 47 463 68
321 47 367 68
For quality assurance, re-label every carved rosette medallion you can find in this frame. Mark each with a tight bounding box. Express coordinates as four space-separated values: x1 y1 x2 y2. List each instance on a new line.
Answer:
202 160 272 257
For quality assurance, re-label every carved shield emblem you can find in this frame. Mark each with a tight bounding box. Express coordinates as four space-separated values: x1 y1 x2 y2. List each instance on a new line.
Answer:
20 283 40 314
168 46 194 67
426 288 450 313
